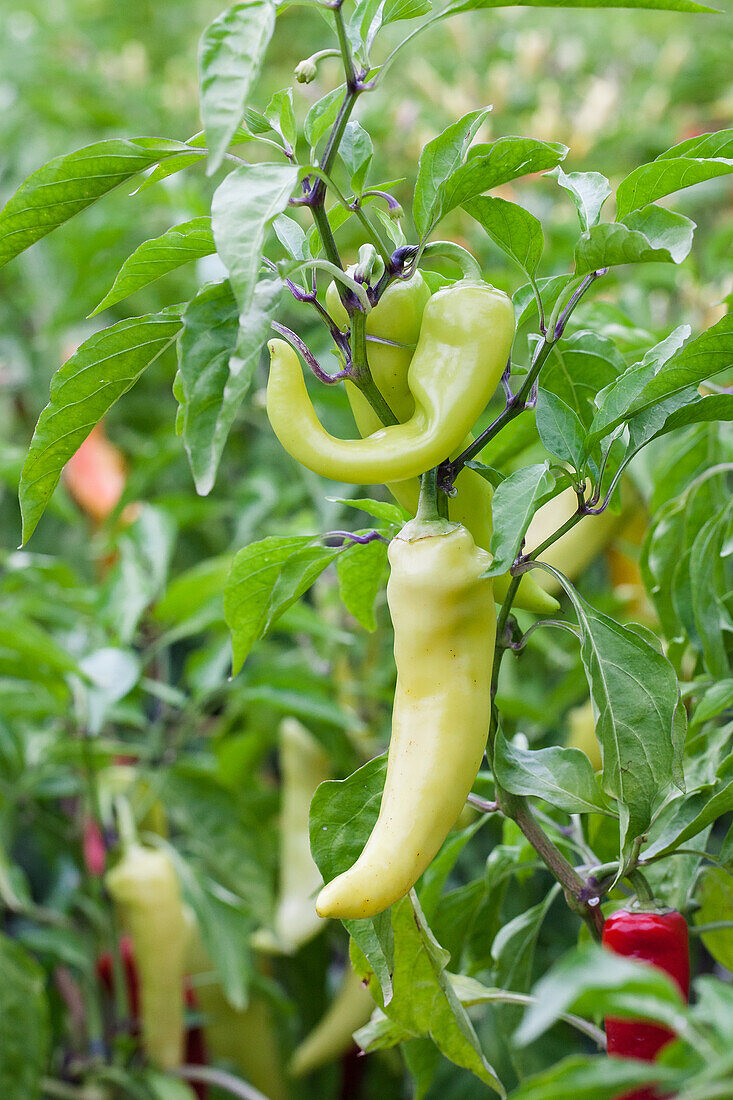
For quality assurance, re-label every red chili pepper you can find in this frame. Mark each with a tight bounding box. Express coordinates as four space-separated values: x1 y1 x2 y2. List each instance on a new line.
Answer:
602 908 690 1100
82 816 107 877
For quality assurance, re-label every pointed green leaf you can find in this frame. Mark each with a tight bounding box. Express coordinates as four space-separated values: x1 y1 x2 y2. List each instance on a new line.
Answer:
199 1 277 175
92 218 215 315
19 310 181 543
0 137 190 268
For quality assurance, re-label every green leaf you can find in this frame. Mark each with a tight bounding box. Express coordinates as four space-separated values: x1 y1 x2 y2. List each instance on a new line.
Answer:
515 944 687 1047
616 130 733 218
464 195 543 278
444 0 714 13
103 505 177 644
142 1071 201 1100
305 85 347 150
329 496 409 528
690 501 733 678
0 614 80 677
381 895 504 1093
549 167 611 232
494 733 608 814
266 87 297 149
356 0 432 53
418 817 488 922
340 121 374 194
541 331 625 433
176 280 240 496
211 162 297 314
174 859 254 1011
401 1038 442 1099
75 647 141 735
514 273 571 327
693 867 733 971
492 887 559 1032
485 463 556 576
19 310 181 544
691 679 733 728
0 137 190 268
310 756 387 883
508 1054 681 1100
224 536 342 673
311 755 394 1002
337 538 388 632
413 109 492 238
542 574 679 853
273 213 308 260
623 312 733 423
535 389 587 470
586 326 690 450
92 218 215 315
199 1 277 175
425 135 567 237
574 205 695 275
0 933 50 1100
643 777 733 860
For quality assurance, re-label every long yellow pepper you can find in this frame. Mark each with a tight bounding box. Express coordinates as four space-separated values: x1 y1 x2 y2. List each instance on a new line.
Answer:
316 516 495 919
106 845 187 1070
266 280 514 485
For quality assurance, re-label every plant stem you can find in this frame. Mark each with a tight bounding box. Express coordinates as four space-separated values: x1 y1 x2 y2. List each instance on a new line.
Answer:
499 789 604 939
349 307 398 424
174 1066 269 1100
416 468 441 522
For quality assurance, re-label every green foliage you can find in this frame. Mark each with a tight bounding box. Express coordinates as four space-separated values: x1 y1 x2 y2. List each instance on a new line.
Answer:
1 0 732 1096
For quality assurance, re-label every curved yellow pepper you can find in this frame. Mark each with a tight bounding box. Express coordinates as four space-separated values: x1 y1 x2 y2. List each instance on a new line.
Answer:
316 516 496 919
266 280 515 485
289 962 374 1077
326 276 558 616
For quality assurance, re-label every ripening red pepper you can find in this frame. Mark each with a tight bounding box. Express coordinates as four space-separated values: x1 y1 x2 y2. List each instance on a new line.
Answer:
82 816 107 877
602 908 690 1100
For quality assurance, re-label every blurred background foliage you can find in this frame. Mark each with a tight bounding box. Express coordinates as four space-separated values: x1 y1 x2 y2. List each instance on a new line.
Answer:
0 1 731 1097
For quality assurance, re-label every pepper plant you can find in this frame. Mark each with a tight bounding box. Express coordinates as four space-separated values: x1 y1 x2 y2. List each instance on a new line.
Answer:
2 0 733 1098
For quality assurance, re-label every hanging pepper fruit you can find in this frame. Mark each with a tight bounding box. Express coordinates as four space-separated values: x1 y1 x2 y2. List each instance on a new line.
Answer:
106 844 189 1070
524 485 623 596
316 509 496 919
567 698 602 771
325 276 558 616
254 717 331 954
186 922 288 1100
96 938 208 1098
603 908 690 1100
289 961 374 1077
266 280 515 485
63 422 127 523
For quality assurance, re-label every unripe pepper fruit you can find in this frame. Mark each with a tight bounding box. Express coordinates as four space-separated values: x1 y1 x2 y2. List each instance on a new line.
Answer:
317 514 496 919
325 275 558 616
267 279 516 485
603 908 689 1100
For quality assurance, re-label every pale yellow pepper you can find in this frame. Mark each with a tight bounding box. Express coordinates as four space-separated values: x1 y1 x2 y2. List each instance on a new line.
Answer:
317 515 496 919
289 962 374 1077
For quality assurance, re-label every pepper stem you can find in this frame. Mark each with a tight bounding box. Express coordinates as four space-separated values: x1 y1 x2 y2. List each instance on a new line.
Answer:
416 469 441 523
628 868 656 907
